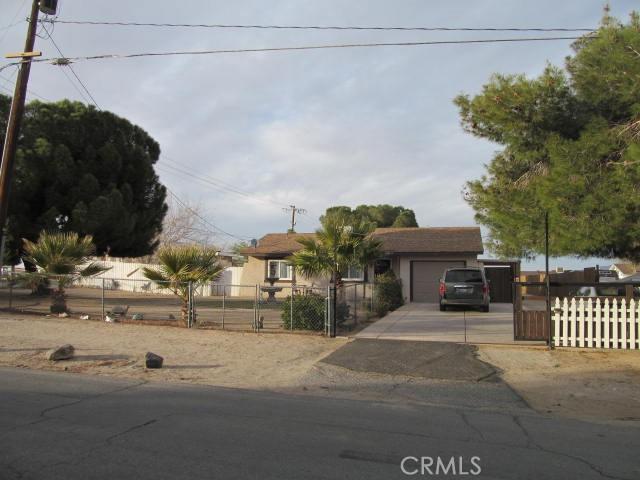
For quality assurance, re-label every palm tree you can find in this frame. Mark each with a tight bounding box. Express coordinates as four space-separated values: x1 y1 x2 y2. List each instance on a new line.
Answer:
142 245 223 326
22 231 108 313
291 212 382 287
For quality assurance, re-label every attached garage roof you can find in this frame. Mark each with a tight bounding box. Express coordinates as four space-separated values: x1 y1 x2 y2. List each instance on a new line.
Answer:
374 227 483 255
242 227 483 257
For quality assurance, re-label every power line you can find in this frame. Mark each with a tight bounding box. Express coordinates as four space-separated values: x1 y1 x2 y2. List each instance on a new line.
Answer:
157 159 289 209
165 187 250 243
40 18 595 33
40 23 101 109
0 71 50 101
0 0 28 47
0 35 588 74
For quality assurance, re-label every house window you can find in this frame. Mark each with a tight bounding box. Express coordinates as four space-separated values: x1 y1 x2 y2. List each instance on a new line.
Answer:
267 260 292 280
374 259 391 275
342 264 364 281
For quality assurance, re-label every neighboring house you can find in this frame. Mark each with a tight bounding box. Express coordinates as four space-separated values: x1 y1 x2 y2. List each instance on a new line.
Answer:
79 257 243 296
240 227 484 302
610 263 638 279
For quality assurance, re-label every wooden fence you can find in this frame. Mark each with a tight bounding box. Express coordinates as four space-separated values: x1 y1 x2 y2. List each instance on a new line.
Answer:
553 297 640 349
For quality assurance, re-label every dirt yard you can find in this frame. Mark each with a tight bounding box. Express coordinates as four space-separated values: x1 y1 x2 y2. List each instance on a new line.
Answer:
478 345 640 423
0 314 346 389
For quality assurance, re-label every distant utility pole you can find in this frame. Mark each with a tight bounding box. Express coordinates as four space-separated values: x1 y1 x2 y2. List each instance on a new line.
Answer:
0 0 45 264
283 205 306 233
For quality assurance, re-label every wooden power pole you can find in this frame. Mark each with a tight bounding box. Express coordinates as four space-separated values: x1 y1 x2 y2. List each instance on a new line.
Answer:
283 205 306 233
0 0 42 263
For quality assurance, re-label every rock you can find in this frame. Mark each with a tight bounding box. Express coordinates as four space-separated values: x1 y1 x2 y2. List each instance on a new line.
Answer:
131 313 143 320
79 314 89 320
145 352 163 369
48 344 75 361
104 315 115 323
58 312 69 318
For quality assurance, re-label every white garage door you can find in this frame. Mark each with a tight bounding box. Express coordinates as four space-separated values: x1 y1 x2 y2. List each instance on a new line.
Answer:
411 261 465 302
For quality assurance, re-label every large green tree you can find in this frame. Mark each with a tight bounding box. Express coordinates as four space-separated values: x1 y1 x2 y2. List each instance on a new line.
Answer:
456 11 640 261
321 204 418 228
0 96 167 260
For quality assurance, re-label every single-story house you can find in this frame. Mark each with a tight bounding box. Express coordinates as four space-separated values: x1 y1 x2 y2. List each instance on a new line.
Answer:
240 227 484 302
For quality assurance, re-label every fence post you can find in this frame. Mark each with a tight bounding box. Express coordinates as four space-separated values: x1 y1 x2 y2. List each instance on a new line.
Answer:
101 277 105 320
187 282 193 328
8 272 13 309
370 283 374 315
290 285 294 331
353 284 358 326
254 284 258 332
222 284 226 330
326 285 331 336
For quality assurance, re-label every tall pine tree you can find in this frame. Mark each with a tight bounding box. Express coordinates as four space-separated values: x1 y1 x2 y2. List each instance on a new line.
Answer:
456 11 640 261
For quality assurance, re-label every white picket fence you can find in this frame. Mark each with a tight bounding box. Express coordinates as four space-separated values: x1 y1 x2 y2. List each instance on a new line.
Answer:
553 297 640 350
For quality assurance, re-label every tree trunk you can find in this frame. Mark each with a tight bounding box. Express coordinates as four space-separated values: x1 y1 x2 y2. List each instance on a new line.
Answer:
50 287 67 314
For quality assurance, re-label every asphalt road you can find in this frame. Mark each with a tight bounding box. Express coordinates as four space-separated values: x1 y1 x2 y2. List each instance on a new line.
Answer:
1 368 639 480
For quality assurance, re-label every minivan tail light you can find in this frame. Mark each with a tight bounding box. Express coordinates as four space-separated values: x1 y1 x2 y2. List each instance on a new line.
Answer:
439 281 446 296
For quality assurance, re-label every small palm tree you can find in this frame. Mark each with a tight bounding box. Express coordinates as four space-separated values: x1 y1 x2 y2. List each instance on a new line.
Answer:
22 231 108 313
143 245 223 326
291 213 382 286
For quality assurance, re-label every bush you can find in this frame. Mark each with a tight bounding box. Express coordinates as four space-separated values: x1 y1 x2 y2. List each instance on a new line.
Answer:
281 293 326 331
374 271 404 317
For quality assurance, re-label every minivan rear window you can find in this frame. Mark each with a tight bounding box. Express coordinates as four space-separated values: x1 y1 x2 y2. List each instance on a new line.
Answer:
445 269 484 283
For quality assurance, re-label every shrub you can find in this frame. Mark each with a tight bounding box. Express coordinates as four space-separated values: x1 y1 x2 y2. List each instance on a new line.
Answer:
374 271 404 317
281 293 326 331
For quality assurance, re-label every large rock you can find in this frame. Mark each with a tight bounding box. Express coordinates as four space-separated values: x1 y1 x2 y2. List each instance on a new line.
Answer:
145 352 163 369
47 344 75 361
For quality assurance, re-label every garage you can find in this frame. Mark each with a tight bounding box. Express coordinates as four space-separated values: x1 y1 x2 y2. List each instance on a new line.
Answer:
410 260 465 302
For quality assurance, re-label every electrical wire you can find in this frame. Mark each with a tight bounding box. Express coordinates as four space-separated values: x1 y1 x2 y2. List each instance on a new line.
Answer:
0 35 588 73
40 19 595 33
158 157 290 209
165 187 250 242
0 72 50 101
40 23 101 108
0 0 28 47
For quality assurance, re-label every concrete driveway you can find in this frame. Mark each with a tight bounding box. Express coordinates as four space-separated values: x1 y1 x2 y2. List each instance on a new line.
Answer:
357 302 517 344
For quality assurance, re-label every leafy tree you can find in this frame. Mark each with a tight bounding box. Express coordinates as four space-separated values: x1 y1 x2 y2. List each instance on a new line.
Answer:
0 97 168 261
320 204 418 228
455 11 640 261
22 231 108 313
142 245 223 326
290 212 382 285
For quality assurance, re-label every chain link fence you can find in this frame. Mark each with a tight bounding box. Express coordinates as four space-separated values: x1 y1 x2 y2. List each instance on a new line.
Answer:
0 274 336 334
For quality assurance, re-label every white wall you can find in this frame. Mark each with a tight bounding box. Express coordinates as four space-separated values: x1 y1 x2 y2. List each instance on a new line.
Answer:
80 258 245 297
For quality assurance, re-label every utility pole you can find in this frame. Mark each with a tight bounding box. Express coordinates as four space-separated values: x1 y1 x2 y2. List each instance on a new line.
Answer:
283 205 306 233
0 0 42 265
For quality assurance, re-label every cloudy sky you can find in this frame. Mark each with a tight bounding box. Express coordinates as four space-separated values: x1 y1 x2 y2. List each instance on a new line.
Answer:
1 0 637 269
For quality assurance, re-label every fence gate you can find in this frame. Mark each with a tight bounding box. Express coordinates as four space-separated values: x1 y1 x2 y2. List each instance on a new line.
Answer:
513 283 550 341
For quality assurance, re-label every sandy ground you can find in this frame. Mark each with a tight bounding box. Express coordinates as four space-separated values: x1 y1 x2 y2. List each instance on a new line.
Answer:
0 314 346 389
478 345 640 423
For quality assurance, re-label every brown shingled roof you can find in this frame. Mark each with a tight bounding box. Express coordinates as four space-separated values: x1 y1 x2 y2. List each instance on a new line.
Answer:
240 232 316 257
374 227 483 254
241 227 483 256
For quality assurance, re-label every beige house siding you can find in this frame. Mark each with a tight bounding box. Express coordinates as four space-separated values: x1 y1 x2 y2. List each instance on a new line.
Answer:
239 256 329 298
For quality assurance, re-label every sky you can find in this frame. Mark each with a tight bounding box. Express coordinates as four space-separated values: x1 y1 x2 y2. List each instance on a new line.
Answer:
0 0 637 270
